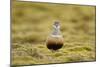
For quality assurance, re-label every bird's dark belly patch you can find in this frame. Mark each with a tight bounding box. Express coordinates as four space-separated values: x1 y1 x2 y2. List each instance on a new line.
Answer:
47 43 63 50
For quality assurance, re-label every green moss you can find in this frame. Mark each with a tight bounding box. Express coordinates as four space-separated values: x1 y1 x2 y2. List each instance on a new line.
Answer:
12 1 95 65
53 52 63 57
83 46 93 51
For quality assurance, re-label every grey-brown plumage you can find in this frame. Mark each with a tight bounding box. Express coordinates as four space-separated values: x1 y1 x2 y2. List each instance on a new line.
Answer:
46 21 64 51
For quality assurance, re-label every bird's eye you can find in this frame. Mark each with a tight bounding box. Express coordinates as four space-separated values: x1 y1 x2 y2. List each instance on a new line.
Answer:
54 21 60 27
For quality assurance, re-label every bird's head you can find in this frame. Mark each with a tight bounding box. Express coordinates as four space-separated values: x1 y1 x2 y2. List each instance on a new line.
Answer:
53 21 60 29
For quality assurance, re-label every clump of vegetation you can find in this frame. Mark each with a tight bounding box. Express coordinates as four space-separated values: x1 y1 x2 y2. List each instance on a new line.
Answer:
68 46 93 51
26 47 44 59
66 54 85 62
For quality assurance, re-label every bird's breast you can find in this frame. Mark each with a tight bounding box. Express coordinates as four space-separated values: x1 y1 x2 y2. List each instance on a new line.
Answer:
46 36 64 50
47 37 63 45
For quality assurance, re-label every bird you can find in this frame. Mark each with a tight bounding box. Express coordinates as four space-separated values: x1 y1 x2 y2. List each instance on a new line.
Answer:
46 21 64 51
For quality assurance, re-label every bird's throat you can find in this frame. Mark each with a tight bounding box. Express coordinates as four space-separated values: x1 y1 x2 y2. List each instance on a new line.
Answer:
52 27 61 35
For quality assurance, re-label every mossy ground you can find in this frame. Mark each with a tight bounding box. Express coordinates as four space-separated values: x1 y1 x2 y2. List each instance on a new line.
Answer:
11 0 96 66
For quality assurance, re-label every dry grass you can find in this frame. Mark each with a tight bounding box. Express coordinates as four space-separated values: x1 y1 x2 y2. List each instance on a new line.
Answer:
11 0 96 66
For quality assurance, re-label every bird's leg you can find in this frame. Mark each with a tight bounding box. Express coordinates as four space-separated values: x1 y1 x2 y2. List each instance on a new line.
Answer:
51 49 55 53
56 49 59 52
51 49 59 53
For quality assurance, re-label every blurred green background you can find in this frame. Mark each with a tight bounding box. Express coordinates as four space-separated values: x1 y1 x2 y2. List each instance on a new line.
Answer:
12 0 96 66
